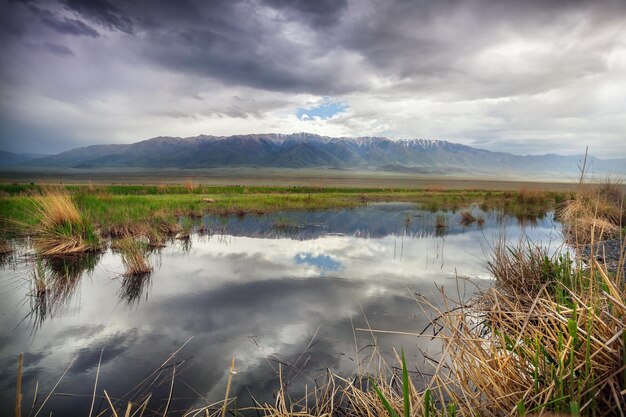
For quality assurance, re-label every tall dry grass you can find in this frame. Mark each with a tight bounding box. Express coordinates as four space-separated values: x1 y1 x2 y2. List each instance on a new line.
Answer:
27 188 100 256
431 240 625 416
518 187 550 205
559 177 624 245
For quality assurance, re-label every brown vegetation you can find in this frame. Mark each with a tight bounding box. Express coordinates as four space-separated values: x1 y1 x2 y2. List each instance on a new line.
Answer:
117 236 152 276
459 210 476 225
518 187 550 205
27 189 100 256
559 177 625 244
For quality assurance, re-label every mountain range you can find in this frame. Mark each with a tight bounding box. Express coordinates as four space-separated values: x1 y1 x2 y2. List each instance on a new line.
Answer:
0 151 50 167
2 133 624 176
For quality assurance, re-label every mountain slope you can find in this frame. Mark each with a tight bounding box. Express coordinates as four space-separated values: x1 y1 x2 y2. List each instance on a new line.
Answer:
0 151 50 167
15 133 626 175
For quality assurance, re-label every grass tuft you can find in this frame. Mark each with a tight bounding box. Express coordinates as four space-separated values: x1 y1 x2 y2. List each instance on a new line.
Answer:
559 177 625 244
27 188 100 256
459 210 476 225
116 236 152 276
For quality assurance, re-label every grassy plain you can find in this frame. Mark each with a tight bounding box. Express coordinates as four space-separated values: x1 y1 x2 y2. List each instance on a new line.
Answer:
0 183 565 240
0 167 585 190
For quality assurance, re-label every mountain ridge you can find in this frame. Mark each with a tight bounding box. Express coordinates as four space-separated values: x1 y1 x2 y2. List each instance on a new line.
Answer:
7 133 626 175
0 151 51 167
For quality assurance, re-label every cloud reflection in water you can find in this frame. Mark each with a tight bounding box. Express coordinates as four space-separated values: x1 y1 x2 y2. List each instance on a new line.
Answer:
0 206 561 414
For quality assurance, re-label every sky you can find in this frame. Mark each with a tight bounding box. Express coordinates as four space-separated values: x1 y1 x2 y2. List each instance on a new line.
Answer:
0 0 625 157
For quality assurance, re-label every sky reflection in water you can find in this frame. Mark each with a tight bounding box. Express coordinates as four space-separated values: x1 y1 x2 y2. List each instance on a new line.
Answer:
0 203 561 414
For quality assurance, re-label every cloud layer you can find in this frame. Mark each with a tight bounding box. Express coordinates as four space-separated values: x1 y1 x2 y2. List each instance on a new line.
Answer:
0 0 625 156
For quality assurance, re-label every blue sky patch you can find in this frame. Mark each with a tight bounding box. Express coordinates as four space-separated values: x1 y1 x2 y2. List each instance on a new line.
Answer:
295 252 342 271
296 98 348 120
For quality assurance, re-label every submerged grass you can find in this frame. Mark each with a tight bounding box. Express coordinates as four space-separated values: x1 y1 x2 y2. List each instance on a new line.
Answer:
116 236 152 276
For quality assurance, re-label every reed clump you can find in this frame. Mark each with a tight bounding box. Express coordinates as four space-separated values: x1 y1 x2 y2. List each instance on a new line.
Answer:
459 210 476 225
117 236 152 276
0 240 12 255
176 217 194 240
432 240 625 416
28 189 100 256
518 187 549 205
559 178 624 245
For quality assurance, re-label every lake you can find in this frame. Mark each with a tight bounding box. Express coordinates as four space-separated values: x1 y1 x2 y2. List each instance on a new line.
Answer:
0 203 562 415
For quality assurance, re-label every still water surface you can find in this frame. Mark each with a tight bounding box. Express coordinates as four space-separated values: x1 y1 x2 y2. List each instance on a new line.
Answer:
0 203 561 414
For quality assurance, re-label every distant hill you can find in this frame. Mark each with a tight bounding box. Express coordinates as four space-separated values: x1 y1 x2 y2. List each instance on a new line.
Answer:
0 151 50 167
12 133 626 176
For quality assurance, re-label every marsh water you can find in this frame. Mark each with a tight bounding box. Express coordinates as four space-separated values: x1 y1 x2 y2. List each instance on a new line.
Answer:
0 203 562 414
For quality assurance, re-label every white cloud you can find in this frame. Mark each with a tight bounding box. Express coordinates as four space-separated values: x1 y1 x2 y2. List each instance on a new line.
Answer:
1 0 625 157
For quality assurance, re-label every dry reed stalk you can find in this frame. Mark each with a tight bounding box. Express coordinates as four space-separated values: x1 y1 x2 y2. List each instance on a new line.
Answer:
221 358 235 417
104 390 120 417
88 349 103 417
163 367 175 417
15 353 23 417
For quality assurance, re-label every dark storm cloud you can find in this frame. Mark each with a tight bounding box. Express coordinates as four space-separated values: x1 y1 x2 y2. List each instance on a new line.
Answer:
0 0 625 155
130 0 362 94
41 41 74 56
61 0 133 33
263 0 349 27
31 0 623 97
70 329 138 373
30 6 100 37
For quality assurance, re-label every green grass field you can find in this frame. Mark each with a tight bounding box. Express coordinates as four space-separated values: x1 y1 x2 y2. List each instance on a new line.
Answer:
0 183 565 240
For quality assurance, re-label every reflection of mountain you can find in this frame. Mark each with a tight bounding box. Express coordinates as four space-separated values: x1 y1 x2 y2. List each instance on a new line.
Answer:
200 204 552 240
